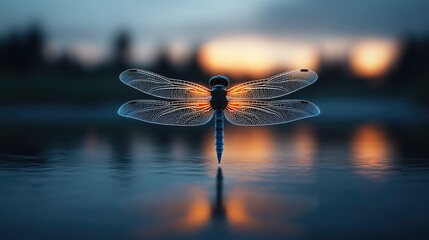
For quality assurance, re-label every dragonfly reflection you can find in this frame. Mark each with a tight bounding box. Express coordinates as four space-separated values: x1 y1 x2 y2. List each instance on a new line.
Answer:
118 69 320 162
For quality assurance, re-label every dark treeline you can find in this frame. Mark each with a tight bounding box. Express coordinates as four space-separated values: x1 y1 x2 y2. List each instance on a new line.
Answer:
0 25 208 80
0 25 428 105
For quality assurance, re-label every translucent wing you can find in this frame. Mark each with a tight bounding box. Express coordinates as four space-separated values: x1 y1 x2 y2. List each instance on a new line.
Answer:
225 99 320 126
118 100 213 126
227 69 318 99
120 69 211 99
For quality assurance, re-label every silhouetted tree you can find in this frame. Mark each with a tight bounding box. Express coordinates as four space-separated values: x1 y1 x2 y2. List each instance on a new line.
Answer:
389 35 429 105
49 49 83 76
112 31 131 70
0 24 45 74
183 45 209 82
151 47 176 76
0 31 21 72
24 24 45 72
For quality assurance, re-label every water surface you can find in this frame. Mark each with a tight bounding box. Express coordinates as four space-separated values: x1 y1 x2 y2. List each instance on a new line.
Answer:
1 104 428 240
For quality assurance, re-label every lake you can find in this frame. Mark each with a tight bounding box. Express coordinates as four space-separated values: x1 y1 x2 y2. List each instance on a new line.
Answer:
1 101 429 240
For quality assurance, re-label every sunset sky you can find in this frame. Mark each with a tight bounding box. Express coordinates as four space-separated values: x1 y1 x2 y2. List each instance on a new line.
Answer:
1 0 429 77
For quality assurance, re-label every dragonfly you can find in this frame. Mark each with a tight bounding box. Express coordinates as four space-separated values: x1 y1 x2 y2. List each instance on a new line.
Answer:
118 69 320 163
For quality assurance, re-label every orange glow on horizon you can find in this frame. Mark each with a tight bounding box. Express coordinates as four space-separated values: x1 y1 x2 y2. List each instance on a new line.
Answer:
199 36 319 78
349 39 399 79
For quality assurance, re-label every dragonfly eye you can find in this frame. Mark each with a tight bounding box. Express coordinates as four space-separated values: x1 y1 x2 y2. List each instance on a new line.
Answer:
209 75 230 88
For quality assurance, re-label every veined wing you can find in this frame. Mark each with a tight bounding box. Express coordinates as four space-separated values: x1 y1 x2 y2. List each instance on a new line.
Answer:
118 100 213 126
120 69 211 99
227 69 318 99
225 99 320 126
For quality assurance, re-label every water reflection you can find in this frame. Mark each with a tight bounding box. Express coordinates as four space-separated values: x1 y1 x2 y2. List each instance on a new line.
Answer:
129 131 157 161
133 166 313 238
2 121 429 239
134 186 211 238
204 127 275 170
84 127 98 159
293 124 317 169
226 189 310 235
212 167 226 219
170 135 188 160
81 126 113 162
350 123 395 180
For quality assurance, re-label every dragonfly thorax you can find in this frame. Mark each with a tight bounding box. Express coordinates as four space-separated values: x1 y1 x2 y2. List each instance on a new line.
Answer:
210 85 228 110
209 76 229 110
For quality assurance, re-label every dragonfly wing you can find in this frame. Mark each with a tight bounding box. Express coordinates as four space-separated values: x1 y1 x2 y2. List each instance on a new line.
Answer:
118 100 213 126
227 69 318 99
225 99 320 126
120 69 211 99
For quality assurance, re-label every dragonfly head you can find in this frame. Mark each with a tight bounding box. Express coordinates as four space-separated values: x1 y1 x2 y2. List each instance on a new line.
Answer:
209 75 230 88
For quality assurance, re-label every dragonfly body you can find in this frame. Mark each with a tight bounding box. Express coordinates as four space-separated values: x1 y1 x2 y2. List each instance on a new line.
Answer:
118 69 320 163
214 109 225 162
209 76 230 162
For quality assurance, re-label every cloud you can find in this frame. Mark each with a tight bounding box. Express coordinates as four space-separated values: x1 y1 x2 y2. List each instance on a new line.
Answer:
257 0 429 37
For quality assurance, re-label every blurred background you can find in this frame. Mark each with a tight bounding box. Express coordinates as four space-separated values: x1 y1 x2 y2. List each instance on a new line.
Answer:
1 0 429 106
1 1 429 239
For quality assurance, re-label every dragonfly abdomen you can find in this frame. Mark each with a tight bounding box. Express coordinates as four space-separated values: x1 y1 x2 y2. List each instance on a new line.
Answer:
214 109 224 163
210 82 228 163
